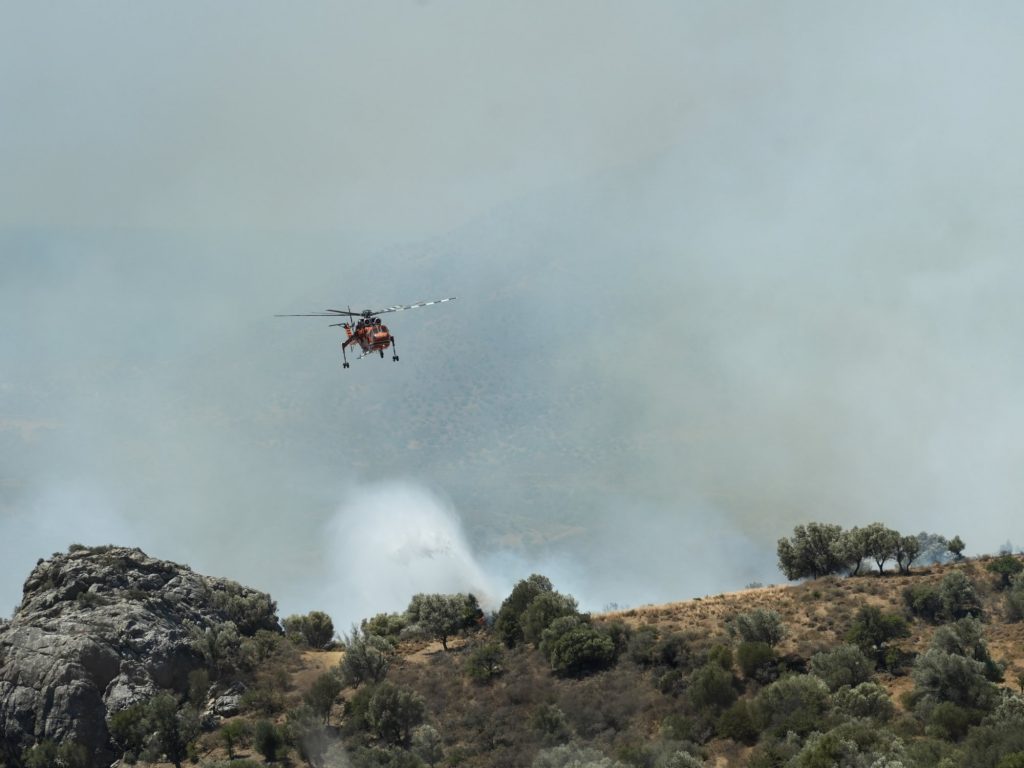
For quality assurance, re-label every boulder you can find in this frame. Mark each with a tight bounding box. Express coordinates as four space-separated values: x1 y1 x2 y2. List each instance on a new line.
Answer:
0 546 279 766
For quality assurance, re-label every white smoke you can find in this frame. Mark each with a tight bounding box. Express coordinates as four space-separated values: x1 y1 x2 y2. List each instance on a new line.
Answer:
315 481 499 629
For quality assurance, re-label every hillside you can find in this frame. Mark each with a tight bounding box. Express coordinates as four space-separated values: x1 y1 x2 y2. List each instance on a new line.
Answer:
5 548 1024 768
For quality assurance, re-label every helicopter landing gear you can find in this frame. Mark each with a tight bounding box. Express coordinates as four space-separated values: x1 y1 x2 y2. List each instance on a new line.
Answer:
343 362 350 369
391 336 399 362
341 343 350 369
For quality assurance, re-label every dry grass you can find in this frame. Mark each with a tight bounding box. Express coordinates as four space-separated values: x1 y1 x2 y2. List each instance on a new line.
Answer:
236 556 1024 768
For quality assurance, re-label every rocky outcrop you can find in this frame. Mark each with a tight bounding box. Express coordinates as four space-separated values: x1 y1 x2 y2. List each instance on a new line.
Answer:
0 545 279 765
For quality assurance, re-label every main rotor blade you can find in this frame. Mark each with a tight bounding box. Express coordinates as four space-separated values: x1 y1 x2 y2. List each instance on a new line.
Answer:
275 311 358 317
369 297 456 316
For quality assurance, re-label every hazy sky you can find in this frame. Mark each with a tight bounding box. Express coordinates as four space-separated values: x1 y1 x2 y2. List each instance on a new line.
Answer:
4 2 1024 626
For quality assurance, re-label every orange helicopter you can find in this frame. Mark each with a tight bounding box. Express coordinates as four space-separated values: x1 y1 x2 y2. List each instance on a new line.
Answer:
276 297 455 368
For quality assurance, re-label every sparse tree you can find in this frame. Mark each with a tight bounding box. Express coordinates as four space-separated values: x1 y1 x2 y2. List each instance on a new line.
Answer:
839 526 872 575
219 719 251 760
863 523 900 575
736 641 777 682
303 611 335 648
831 682 894 721
903 582 943 622
521 591 579 646
728 608 786 647
895 534 921 574
366 682 426 746
339 626 394 687
23 741 88 768
777 523 846 580
947 535 966 561
465 641 504 683
189 620 242 679
540 615 617 677
688 662 738 713
254 719 286 762
411 724 444 766
912 648 997 711
304 671 343 723
755 674 831 737
495 574 554 647
846 606 910 667
1006 574 1024 623
939 569 982 620
406 593 476 650
988 555 1024 590
108 700 150 758
283 611 336 648
809 644 874 691
931 617 1003 681
142 693 201 768
531 744 628 768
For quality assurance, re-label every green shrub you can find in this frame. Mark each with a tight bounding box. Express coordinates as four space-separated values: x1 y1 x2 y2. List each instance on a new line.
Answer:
304 671 343 723
831 682 894 721
939 570 982 620
362 612 408 638
626 626 660 667
926 701 982 741
530 703 572 744
912 648 997 711
687 663 737 714
283 610 336 649
988 556 1024 590
465 641 504 683
340 627 394 687
540 616 617 677
846 605 910 668
736 641 776 681
717 699 760 745
253 720 284 761
410 724 444 766
366 682 426 746
754 674 830 737
521 591 579 647
727 608 786 647
809 644 874 692
1005 575 1024 622
531 744 627 768
495 574 554 648
904 583 944 622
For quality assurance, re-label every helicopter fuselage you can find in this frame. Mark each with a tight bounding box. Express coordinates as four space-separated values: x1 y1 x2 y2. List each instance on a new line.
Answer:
344 320 393 357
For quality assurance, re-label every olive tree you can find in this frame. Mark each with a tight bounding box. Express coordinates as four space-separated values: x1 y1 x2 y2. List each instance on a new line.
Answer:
495 574 554 647
406 593 479 650
339 626 394 687
777 523 846 580
727 608 786 647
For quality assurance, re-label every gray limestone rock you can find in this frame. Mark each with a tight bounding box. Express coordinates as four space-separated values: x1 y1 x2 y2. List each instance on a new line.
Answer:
0 546 279 766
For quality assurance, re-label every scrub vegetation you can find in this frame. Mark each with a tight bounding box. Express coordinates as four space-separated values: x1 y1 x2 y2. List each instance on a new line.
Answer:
22 537 1024 768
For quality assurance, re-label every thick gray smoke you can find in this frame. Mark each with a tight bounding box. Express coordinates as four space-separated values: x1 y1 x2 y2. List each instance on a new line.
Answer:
3 3 1024 620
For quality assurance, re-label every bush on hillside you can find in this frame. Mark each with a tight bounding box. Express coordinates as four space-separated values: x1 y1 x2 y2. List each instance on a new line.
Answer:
736 641 777 682
754 674 831 737
495 574 555 648
340 627 394 687
727 608 786 647
366 682 426 746
809 644 874 692
283 610 336 649
831 681 894 721
939 570 982 620
540 616 617 678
